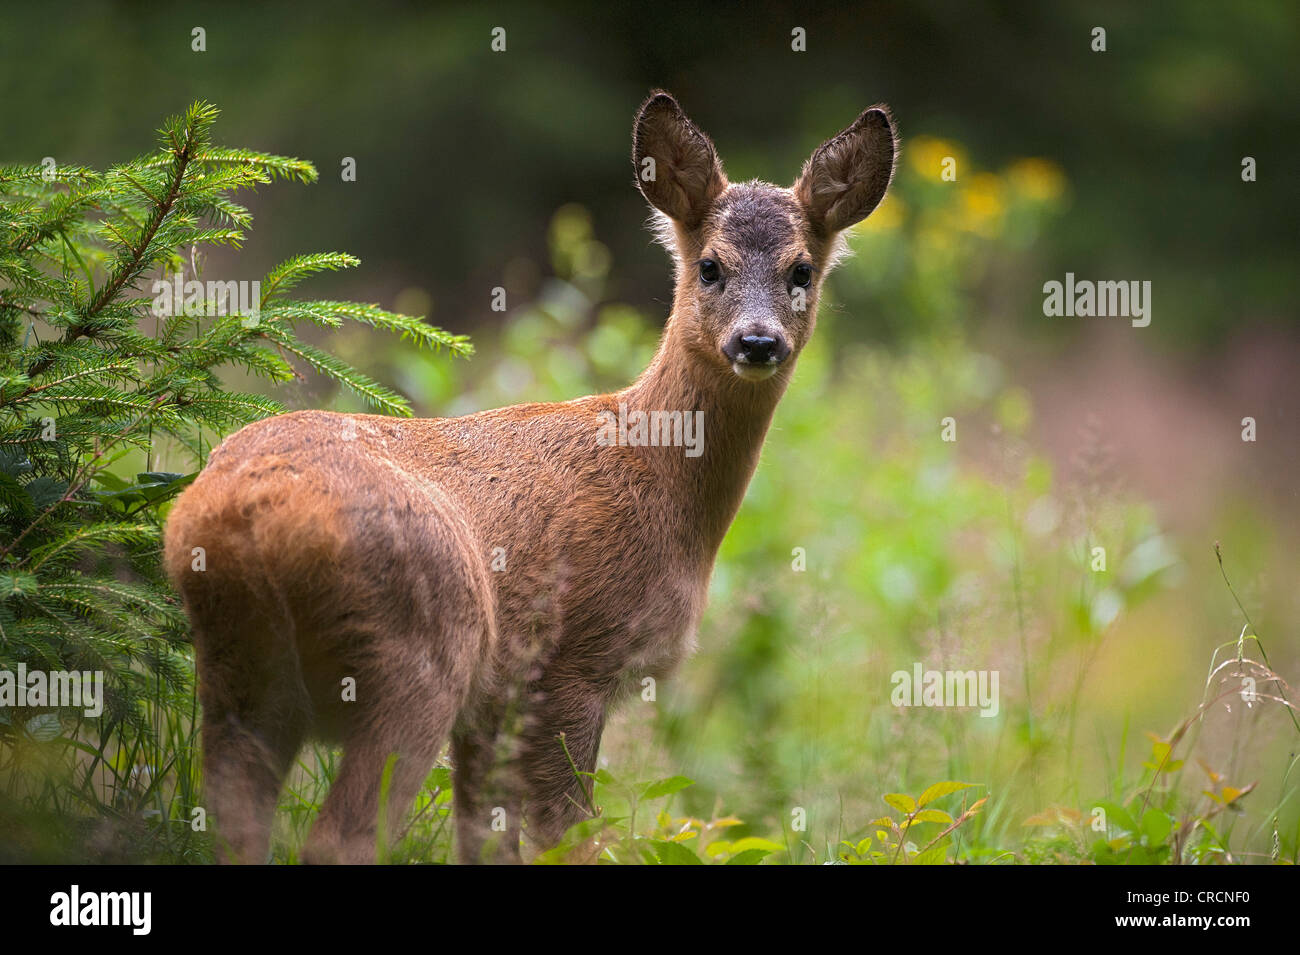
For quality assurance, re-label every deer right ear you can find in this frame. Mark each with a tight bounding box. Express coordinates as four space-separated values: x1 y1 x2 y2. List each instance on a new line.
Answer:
633 92 727 229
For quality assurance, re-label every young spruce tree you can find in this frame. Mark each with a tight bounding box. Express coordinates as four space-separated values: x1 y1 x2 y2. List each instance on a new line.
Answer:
0 102 468 810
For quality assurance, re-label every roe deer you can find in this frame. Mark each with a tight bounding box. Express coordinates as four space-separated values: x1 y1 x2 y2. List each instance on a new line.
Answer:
163 91 897 864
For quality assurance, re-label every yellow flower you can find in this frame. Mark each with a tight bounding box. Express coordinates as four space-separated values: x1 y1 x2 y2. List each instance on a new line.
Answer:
1006 158 1067 202
960 172 1004 237
907 135 965 182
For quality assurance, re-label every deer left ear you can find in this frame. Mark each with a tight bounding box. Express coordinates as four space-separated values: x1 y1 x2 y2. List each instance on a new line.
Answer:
794 105 897 236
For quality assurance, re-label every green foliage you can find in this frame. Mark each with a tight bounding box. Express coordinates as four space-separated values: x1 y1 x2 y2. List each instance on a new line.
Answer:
0 101 467 850
3 100 1294 864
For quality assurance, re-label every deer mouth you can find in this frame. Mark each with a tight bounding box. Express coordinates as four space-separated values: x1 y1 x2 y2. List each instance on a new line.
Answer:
731 360 780 381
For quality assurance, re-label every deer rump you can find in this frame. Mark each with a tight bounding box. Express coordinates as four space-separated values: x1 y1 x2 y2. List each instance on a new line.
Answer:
171 414 486 716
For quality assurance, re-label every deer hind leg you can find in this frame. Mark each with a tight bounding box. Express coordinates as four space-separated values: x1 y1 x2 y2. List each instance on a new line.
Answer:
300 669 464 865
300 513 492 864
452 706 523 864
195 610 309 865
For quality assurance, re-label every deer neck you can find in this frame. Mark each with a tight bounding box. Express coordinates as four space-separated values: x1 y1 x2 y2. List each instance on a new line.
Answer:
619 311 792 558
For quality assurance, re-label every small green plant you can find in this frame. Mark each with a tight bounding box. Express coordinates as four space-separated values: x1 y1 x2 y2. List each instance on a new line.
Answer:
538 767 784 865
833 781 985 864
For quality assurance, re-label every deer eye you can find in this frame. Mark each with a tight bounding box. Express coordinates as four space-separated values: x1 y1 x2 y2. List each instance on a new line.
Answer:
699 259 721 284
791 263 813 288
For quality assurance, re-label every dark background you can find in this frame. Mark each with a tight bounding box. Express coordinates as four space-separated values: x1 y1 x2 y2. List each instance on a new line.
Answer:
4 0 1295 349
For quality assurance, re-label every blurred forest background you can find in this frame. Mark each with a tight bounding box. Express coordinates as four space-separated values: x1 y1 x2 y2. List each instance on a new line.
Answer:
2 0 1297 862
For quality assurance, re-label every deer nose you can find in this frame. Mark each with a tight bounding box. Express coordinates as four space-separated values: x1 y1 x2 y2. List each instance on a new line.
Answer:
722 328 790 374
739 335 779 363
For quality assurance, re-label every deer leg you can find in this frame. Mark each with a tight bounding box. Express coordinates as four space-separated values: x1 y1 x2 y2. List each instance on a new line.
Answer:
451 708 522 864
196 617 308 865
201 703 305 864
301 659 466 865
515 680 610 853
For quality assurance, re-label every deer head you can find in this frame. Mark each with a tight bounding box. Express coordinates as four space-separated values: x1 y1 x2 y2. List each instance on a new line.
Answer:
632 91 897 384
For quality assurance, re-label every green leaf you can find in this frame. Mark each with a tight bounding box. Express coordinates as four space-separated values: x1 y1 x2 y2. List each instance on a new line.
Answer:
912 840 951 865
1140 809 1175 846
137 471 185 484
25 477 68 509
1095 800 1138 834
135 471 196 503
727 836 784 854
258 325 413 416
0 573 40 597
0 473 35 517
725 849 770 865
25 522 159 569
533 817 617 865
0 451 34 478
884 793 917 814
917 781 976 807
653 840 703 865
261 252 359 303
640 775 694 800
912 809 954 825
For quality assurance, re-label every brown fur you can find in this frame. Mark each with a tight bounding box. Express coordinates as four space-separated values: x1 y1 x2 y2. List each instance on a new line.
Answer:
163 91 897 864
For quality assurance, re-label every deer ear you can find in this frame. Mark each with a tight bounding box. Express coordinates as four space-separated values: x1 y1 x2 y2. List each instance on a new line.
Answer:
633 91 727 229
794 105 897 235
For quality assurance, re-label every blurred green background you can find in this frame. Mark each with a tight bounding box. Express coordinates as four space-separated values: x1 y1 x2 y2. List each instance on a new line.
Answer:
3 0 1296 862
